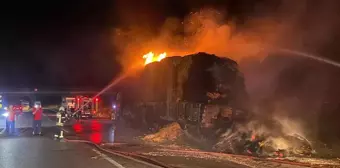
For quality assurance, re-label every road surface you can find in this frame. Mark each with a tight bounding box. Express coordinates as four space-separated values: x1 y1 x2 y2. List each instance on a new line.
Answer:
0 137 151 168
0 110 328 168
0 111 159 168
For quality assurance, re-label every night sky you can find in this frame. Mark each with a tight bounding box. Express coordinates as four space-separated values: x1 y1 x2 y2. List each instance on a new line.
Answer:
0 0 117 89
0 0 339 90
0 0 254 89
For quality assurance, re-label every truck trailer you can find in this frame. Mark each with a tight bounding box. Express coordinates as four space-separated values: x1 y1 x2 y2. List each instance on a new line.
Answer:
121 52 249 134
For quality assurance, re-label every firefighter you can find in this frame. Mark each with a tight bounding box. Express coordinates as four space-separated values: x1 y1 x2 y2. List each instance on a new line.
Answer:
32 104 43 135
7 105 16 135
59 105 65 113
59 105 67 121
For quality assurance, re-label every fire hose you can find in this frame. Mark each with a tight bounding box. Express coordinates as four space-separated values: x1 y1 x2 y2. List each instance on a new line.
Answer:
52 110 314 167
150 148 313 167
52 113 168 167
62 135 314 168
56 127 319 167
62 138 173 168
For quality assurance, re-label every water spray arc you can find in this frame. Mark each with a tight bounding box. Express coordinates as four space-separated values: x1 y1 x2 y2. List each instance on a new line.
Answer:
276 48 340 68
71 65 142 117
72 52 164 116
71 47 340 118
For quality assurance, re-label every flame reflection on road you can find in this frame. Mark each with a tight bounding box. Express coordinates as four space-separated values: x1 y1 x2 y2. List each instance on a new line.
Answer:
72 120 104 144
73 122 83 133
90 132 102 144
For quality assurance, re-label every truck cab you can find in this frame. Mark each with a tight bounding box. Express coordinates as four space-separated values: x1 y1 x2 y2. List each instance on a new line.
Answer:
75 96 99 119
62 97 76 113
78 96 92 118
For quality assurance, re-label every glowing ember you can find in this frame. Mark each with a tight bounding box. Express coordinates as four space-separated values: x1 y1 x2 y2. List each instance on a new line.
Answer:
143 52 167 65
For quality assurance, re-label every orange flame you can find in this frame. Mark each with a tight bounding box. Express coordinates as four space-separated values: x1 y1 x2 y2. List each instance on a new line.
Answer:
143 52 167 65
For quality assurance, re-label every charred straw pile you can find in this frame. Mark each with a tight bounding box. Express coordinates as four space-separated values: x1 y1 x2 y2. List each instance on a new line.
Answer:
121 52 250 144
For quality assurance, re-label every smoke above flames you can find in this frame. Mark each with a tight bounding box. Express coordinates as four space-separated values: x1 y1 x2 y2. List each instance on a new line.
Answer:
112 8 287 70
112 0 340 69
112 1 340 148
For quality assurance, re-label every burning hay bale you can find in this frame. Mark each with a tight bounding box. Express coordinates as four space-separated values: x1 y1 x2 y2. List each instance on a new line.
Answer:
143 122 184 143
135 52 248 106
212 119 314 157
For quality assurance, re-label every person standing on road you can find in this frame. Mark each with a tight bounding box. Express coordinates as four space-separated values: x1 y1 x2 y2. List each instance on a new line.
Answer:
32 105 43 135
7 105 16 135
59 106 65 113
59 105 67 120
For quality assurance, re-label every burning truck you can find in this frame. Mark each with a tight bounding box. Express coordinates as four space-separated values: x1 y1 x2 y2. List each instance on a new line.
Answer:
120 52 313 157
122 53 249 139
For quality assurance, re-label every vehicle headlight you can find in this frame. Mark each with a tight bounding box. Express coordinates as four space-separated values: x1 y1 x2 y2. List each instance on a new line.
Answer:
2 112 8 117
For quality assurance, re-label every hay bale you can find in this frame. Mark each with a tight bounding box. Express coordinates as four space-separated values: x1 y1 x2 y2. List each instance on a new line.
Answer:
138 52 247 104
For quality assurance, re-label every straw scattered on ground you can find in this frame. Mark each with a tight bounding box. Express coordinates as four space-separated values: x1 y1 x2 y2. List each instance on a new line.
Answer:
143 122 183 143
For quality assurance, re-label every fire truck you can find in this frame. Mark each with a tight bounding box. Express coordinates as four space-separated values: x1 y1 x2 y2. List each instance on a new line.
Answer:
62 96 99 119
62 97 76 113
76 96 99 119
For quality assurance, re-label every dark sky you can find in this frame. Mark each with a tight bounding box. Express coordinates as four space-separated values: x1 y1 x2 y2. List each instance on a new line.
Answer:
0 0 260 89
0 0 117 89
0 0 339 90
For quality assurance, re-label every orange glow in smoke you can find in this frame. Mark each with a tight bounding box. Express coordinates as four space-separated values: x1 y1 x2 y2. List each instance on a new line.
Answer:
143 52 167 65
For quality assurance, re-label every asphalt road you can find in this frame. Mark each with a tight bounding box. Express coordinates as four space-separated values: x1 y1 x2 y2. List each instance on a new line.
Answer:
0 110 314 168
0 111 160 168
0 137 132 168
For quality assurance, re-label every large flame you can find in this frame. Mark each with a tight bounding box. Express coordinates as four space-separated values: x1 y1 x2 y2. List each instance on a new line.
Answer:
143 52 167 65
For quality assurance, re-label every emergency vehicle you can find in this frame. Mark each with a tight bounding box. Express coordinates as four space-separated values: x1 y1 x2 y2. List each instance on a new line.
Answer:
21 100 30 112
62 97 76 113
77 96 97 119
62 96 99 119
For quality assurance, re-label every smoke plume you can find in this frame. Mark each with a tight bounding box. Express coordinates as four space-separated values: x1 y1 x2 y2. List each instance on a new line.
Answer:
112 0 340 146
112 7 288 70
